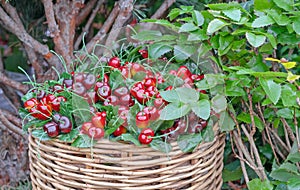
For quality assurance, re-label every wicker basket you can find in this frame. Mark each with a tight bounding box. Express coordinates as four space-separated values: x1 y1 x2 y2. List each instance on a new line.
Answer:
28 131 225 190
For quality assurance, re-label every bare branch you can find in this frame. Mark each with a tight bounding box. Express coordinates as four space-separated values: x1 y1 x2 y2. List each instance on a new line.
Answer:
150 0 176 19
76 0 97 26
0 111 25 138
0 109 22 128
103 0 134 57
0 72 29 94
82 2 119 55
74 0 104 50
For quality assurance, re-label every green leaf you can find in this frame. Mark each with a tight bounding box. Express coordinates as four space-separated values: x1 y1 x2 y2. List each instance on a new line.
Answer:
281 85 297 107
131 30 162 41
223 9 241 22
117 133 141 146
150 139 172 153
219 111 235 132
259 78 281 104
207 2 242 10
270 163 300 182
211 94 227 113
247 179 273 190
159 103 191 120
71 134 96 148
254 0 272 10
159 89 180 103
192 10 204 26
288 178 300 190
236 113 264 132
264 33 277 49
223 162 243 182
109 70 124 90
177 133 202 153
59 129 79 142
276 108 293 119
72 94 91 124
273 0 293 11
207 19 229 34
292 17 300 35
142 19 178 30
148 43 172 59
179 23 198 33
168 8 180 20
268 9 289 26
23 119 49 132
252 15 275 28
246 32 266 48
202 123 215 142
174 44 196 61
192 99 211 120
31 129 52 141
174 87 199 104
187 30 208 41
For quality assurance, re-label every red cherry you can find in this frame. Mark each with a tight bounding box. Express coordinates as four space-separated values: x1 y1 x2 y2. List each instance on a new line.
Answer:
113 125 127 137
103 95 119 106
83 74 96 90
91 112 106 128
72 82 86 96
88 126 105 140
73 73 85 83
177 66 192 80
32 103 52 120
58 116 72 133
138 128 154 144
119 66 130 79
43 122 59 137
97 84 111 101
81 122 93 134
130 63 146 77
113 86 129 97
138 49 148 59
51 96 67 111
108 57 121 68
143 77 156 87
154 98 166 108
143 106 159 121
135 111 150 128
24 98 38 110
118 107 129 127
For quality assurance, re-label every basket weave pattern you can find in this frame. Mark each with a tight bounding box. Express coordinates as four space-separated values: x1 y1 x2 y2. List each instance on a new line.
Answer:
29 133 225 190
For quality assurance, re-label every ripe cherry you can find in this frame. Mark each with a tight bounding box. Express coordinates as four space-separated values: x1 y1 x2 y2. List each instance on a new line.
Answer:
97 84 111 101
88 126 105 140
113 126 127 137
108 57 121 68
135 111 150 128
58 116 72 133
24 98 38 110
81 122 93 134
43 122 59 137
32 103 52 120
83 74 96 90
138 128 154 144
72 82 86 96
91 112 106 128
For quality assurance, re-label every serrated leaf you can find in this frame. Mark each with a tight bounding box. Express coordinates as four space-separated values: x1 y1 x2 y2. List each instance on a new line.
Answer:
142 19 178 30
246 32 266 48
281 85 297 107
174 87 199 104
211 94 227 113
192 99 211 120
59 129 79 142
254 0 272 10
159 90 180 103
252 15 275 28
236 113 264 132
71 134 96 148
132 30 162 41
292 17 300 35
148 43 172 59
259 78 281 104
223 9 241 22
207 3 242 10
207 19 229 34
273 0 293 11
168 8 180 20
179 23 198 33
177 133 202 153
219 111 235 132
192 10 204 26
268 9 290 26
247 179 273 190
159 103 191 120
270 163 300 182
31 129 52 141
187 30 208 41
264 33 277 49
23 119 49 132
281 61 297 69
287 71 300 82
72 95 92 124
287 178 300 190
174 44 196 61
276 108 293 119
150 139 172 153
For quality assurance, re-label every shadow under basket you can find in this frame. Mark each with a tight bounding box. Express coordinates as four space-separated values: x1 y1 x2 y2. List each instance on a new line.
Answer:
28 132 225 190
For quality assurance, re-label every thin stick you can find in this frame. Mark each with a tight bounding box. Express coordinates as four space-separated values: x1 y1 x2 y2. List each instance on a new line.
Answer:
0 111 25 138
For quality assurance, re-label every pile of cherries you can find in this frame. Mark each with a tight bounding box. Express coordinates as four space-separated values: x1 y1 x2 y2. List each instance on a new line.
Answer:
24 51 208 145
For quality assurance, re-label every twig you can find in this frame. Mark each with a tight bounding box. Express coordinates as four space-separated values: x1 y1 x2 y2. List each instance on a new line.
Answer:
76 0 97 26
294 108 300 150
246 88 256 136
269 127 290 153
24 45 43 80
0 51 3 72
0 72 28 94
0 111 25 138
0 109 22 128
82 2 119 55
256 103 280 164
74 0 105 50
103 0 134 57
150 0 176 19
241 124 267 180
